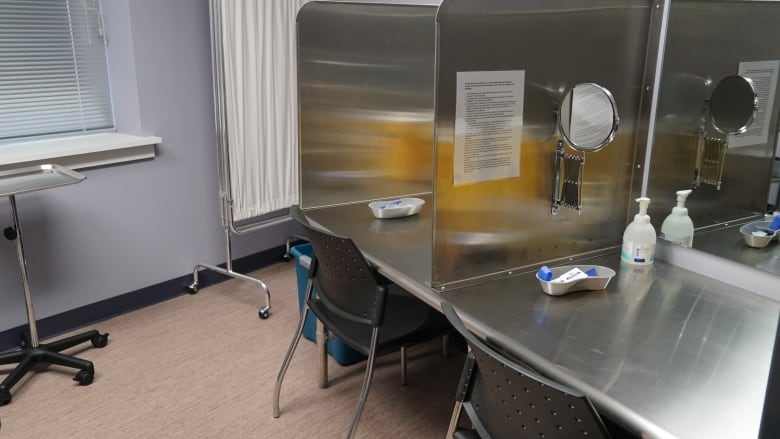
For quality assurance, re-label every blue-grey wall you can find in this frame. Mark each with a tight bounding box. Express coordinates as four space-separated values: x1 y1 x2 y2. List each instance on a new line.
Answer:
0 0 298 332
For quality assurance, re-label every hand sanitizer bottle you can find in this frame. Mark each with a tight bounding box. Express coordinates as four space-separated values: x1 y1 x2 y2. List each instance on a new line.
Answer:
660 189 694 247
621 197 656 266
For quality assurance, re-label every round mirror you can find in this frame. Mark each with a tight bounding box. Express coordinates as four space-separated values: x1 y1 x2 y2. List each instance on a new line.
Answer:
558 83 619 152
709 75 758 134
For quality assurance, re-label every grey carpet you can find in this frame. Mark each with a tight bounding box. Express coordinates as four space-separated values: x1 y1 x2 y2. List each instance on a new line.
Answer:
0 262 463 438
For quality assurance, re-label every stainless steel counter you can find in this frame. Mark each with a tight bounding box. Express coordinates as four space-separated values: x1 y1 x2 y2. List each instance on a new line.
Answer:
304 201 779 439
442 256 777 439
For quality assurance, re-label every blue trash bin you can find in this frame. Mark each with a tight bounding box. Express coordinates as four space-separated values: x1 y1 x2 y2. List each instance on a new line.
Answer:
290 244 366 366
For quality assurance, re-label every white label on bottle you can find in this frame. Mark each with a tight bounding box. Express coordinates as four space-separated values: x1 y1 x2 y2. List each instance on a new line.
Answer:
621 242 655 265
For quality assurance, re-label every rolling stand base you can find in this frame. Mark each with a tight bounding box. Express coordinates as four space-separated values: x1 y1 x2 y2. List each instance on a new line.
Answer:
0 330 109 405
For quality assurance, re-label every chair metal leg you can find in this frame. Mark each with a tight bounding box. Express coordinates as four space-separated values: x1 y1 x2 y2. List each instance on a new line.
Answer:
273 306 310 418
346 327 380 439
283 234 308 261
446 401 464 438
442 334 451 356
316 319 329 389
400 346 407 386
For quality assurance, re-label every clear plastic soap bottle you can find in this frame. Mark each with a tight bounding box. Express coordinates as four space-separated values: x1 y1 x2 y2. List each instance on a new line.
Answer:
621 197 656 266
660 189 694 247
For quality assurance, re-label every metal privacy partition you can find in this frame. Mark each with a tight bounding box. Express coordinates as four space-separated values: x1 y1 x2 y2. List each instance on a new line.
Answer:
189 0 304 319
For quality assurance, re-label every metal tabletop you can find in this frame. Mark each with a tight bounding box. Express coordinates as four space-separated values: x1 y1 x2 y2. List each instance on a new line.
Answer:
304 200 779 439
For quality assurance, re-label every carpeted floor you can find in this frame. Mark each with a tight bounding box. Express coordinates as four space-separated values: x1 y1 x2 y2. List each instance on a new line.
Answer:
0 262 463 438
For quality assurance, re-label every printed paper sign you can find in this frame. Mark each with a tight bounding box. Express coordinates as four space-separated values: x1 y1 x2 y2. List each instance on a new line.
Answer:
454 70 524 186
729 60 779 148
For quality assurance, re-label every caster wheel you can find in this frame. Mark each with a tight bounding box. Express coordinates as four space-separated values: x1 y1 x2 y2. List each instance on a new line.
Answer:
91 333 109 348
74 370 94 386
282 253 291 262
0 388 11 406
258 308 270 319
187 283 199 294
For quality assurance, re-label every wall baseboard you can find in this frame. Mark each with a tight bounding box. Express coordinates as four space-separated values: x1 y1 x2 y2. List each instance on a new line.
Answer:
0 243 298 352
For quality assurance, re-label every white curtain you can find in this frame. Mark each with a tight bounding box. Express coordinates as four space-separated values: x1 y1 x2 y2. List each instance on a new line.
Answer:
221 0 309 220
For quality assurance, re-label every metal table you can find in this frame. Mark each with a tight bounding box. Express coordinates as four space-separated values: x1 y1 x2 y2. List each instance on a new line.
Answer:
304 199 779 439
0 164 108 405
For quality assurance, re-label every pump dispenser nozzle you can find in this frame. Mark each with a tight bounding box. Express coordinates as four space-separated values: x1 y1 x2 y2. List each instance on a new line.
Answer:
637 197 650 215
675 190 692 208
661 189 694 247
634 197 651 224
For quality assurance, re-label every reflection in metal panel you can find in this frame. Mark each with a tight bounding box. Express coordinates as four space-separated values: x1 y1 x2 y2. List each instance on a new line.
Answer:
644 0 780 230
432 0 653 287
297 2 436 208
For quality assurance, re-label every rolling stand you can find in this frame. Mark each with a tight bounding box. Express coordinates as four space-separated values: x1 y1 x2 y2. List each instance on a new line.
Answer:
0 165 109 405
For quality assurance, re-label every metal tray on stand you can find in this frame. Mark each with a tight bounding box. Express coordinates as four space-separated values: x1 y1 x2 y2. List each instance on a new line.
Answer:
0 162 101 406
0 164 85 198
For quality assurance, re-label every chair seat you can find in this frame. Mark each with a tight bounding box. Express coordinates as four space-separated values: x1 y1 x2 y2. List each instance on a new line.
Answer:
309 285 449 357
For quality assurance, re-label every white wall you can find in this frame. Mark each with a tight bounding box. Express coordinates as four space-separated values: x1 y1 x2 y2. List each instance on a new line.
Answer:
0 0 298 331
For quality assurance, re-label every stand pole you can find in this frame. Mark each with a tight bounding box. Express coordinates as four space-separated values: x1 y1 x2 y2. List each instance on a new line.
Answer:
8 195 39 348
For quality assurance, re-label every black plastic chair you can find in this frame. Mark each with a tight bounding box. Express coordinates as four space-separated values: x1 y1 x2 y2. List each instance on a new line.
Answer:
442 302 612 439
273 205 451 438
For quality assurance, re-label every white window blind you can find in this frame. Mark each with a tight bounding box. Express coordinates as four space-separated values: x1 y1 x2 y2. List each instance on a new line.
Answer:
0 0 114 142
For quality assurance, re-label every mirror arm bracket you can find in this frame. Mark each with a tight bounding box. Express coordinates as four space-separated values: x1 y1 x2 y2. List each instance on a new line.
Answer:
552 140 564 215
552 141 584 215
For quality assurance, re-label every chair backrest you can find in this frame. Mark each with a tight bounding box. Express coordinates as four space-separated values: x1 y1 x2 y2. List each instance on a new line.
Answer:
289 204 388 327
442 302 611 439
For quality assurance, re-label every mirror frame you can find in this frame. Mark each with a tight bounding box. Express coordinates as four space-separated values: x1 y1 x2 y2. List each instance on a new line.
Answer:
709 74 759 135
557 82 620 153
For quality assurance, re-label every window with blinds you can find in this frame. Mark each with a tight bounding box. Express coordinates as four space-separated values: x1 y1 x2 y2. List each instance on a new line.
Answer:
0 0 114 142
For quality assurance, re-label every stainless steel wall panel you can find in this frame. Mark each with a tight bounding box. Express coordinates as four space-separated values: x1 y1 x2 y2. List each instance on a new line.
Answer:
297 2 436 208
432 0 653 287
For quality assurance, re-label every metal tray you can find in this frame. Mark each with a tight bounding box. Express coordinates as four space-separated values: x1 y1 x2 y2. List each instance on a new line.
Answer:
537 265 616 296
368 197 425 219
0 164 85 198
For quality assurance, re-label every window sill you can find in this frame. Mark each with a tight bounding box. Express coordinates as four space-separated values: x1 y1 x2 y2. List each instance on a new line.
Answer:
0 133 161 172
